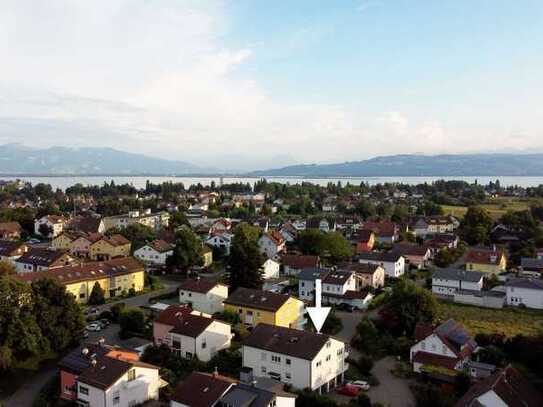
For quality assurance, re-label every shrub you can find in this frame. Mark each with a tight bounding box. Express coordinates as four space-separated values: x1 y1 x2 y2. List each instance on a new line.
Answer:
119 307 146 337
88 282 105 305
110 302 126 322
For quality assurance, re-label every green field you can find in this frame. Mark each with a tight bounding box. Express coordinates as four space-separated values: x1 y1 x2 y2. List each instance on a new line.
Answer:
436 302 543 338
441 197 541 220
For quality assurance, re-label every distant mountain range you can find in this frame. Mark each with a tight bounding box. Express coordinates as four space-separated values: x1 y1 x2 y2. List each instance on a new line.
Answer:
248 154 543 177
0 144 205 175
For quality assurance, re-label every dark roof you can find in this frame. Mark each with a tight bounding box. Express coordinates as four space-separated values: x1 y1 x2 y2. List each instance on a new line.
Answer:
171 372 235 407
179 279 223 294
362 221 397 237
433 268 483 283
412 351 459 370
306 217 334 229
506 278 543 291
243 324 329 361
154 304 192 326
390 243 430 257
224 288 291 312
435 319 477 357
17 256 144 285
148 239 174 253
281 254 319 269
414 323 434 342
0 239 27 257
323 270 353 286
77 355 133 390
15 248 70 267
58 342 112 374
520 257 543 271
351 230 374 242
455 365 543 407
170 314 214 338
355 251 403 263
297 268 330 282
68 216 103 233
98 234 131 247
339 262 381 275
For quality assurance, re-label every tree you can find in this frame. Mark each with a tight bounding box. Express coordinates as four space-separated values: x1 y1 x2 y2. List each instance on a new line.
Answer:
325 232 354 262
0 261 15 276
0 276 49 369
88 282 106 305
166 229 203 274
168 212 189 230
31 278 85 352
297 230 352 262
228 223 264 290
108 223 156 251
459 206 493 245
353 317 381 355
380 279 437 337
351 393 372 407
119 307 146 336
38 223 53 237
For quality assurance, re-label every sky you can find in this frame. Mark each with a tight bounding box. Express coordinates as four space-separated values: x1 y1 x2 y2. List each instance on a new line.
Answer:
1 0 543 171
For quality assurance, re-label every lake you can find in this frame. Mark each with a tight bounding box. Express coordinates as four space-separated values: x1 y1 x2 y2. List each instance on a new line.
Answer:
1 175 543 190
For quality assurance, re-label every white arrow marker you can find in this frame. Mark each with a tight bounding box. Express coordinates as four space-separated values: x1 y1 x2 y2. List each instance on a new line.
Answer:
306 278 331 333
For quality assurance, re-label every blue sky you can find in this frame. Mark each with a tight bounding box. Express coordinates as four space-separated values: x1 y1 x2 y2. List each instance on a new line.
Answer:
1 0 542 170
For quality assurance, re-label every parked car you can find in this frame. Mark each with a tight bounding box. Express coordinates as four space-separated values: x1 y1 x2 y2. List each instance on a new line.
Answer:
86 323 102 332
348 380 370 391
85 307 99 316
337 384 361 397
27 238 41 244
337 303 355 312
99 318 110 327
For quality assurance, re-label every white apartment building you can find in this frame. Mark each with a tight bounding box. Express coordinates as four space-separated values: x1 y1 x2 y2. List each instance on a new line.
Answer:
506 278 543 309
432 268 484 296
178 279 228 315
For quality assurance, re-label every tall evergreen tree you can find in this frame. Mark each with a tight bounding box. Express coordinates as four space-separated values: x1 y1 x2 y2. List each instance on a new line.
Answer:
228 223 264 290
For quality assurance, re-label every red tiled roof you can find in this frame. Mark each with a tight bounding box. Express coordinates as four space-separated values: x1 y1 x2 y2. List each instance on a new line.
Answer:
414 323 434 342
265 230 285 246
362 221 397 237
281 254 319 269
179 279 222 294
412 351 459 370
154 304 192 326
0 222 22 233
466 249 505 265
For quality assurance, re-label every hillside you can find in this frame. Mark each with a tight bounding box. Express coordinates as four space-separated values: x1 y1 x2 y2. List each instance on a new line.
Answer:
249 154 543 177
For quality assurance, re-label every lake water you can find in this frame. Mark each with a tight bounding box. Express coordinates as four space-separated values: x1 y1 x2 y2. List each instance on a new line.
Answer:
1 175 543 190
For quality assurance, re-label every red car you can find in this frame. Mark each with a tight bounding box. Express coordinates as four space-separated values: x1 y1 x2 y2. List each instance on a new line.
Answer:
337 384 361 397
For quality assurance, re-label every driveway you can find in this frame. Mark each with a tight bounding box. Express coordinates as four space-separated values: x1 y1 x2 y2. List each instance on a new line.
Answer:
367 357 415 407
2 366 56 407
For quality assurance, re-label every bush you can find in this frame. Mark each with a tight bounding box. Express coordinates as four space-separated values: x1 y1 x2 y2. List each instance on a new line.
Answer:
356 355 374 375
119 307 146 337
88 282 105 305
99 310 113 321
110 302 126 322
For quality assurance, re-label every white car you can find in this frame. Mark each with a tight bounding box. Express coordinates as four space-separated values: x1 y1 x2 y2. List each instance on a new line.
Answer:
348 380 370 391
86 323 102 332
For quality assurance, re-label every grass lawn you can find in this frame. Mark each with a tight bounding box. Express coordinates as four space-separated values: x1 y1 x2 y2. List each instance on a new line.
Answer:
441 197 542 220
436 302 543 338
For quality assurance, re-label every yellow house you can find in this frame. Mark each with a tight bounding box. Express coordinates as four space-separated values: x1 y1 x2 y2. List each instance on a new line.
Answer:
89 234 131 260
52 231 103 257
465 248 507 274
201 245 213 268
51 232 77 251
223 287 305 331
18 257 145 303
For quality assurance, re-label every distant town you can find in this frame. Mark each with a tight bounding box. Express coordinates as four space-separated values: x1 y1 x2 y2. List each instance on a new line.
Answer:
0 177 542 407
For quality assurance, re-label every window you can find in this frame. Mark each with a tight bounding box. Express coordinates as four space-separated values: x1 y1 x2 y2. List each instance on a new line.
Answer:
113 391 120 405
301 282 305 287
261 366 267 373
271 355 281 363
238 308 243 314
202 341 207 349
286 358 291 365
79 385 89 395
337 349 343 356
326 355 331 361
326 341 331 348
127 369 136 381
285 372 292 380
316 361 322 367
186 352 193 358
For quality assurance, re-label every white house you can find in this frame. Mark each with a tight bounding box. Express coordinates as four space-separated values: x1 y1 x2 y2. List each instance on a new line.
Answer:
410 319 477 374
134 239 174 265
506 278 543 309
298 268 330 301
222 374 296 407
178 279 229 315
356 252 406 278
206 233 233 255
432 268 484 296
34 215 67 238
242 324 348 393
321 270 372 309
0 240 28 263
258 231 286 259
75 355 161 407
166 314 232 362
261 258 280 280
281 254 320 276
170 371 235 407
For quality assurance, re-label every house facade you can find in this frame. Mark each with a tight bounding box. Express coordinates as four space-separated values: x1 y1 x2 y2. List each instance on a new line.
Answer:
432 268 484 296
0 240 28 263
356 252 406 278
15 248 73 273
103 209 170 231
134 239 173 265
465 248 507 274
89 234 131 261
281 254 319 276
506 278 543 309
178 279 228 315
0 221 22 240
34 215 68 238
259 231 286 259
242 324 348 393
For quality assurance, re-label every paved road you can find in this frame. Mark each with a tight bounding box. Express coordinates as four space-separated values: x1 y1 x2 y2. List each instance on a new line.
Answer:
3 365 57 407
367 357 415 407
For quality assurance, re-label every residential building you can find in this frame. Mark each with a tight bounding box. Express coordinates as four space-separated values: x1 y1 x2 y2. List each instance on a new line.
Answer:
411 216 457 237
134 239 174 265
259 231 286 259
432 268 484 296
0 221 22 240
361 221 399 243
67 215 106 234
425 234 459 252
59 341 162 406
455 365 543 407
221 372 296 407
178 279 228 315
350 230 375 253
103 209 170 231
170 371 236 407
201 245 213 268
89 234 131 260
390 243 432 269
224 288 305 330
340 262 385 289
0 240 28 263
242 324 348 393
17 257 145 303
410 319 477 374
465 248 507 274
15 247 73 273
298 268 330 301
520 257 543 276
281 254 319 276
505 278 543 309
306 217 336 233
34 215 68 238
153 306 232 362
206 233 233 255
356 252 406 278
261 258 280 280
52 231 103 257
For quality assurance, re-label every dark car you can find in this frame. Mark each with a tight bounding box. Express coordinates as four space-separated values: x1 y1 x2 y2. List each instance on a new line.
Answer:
337 303 355 313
